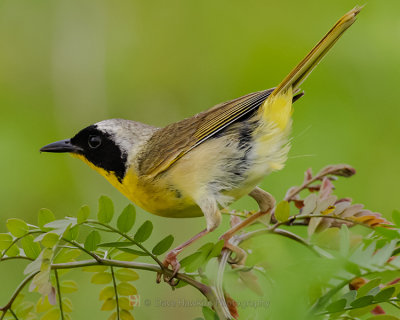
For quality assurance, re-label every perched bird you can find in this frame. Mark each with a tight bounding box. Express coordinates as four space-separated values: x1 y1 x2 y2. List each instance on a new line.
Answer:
41 7 361 277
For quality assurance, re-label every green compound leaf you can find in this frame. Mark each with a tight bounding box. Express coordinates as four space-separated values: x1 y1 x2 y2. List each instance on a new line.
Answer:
40 233 60 248
40 307 60 320
38 209 55 230
60 280 78 294
43 219 75 238
358 278 382 297
340 224 350 257
152 235 174 255
6 244 20 257
98 195 114 224
134 220 153 243
117 282 137 296
91 272 112 284
374 227 400 240
208 240 225 258
202 306 219 320
20 235 41 259
63 225 79 241
118 297 133 310
113 251 139 261
98 241 133 248
118 247 149 256
180 251 203 272
326 299 347 313
62 297 73 313
99 286 115 301
15 301 34 318
84 231 101 251
120 310 134 320
275 200 290 222
0 233 13 250
350 295 374 308
115 268 139 282
374 287 395 302
117 204 136 233
7 218 29 237
53 248 81 264
36 296 53 313
101 298 116 311
392 209 400 227
77 205 90 224
342 290 357 307
199 242 214 256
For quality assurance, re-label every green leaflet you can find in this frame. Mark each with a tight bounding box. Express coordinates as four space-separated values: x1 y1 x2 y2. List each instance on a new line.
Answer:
84 231 101 251
117 204 136 233
98 195 114 223
134 220 153 243
152 235 174 255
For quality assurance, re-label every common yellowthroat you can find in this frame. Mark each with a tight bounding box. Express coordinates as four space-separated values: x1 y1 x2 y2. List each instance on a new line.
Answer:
41 7 361 274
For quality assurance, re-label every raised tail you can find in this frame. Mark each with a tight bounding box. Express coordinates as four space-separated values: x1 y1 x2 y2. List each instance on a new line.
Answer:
270 6 362 98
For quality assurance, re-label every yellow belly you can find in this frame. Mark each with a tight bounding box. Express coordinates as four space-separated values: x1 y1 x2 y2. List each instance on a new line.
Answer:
73 153 202 217
121 170 203 218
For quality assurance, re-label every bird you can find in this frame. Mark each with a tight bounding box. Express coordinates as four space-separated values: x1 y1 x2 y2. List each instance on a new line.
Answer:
40 7 362 279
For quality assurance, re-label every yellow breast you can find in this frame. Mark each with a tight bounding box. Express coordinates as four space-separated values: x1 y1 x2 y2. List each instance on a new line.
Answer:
73 153 202 218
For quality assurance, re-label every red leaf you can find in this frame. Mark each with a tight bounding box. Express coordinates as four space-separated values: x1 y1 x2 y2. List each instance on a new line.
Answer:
225 293 239 319
294 200 304 209
371 305 385 315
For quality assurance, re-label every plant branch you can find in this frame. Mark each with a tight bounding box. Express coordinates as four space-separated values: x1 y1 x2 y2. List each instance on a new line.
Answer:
270 214 375 232
61 238 102 263
54 269 65 320
284 165 355 202
0 273 38 319
85 220 164 268
0 230 43 260
0 256 33 262
110 266 120 320
239 227 321 257
9 309 18 320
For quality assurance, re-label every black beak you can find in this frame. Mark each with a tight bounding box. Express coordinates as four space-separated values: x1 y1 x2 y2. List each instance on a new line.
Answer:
40 139 82 153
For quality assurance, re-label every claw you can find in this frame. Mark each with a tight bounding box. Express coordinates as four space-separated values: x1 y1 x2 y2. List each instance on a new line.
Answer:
156 250 181 286
222 241 247 266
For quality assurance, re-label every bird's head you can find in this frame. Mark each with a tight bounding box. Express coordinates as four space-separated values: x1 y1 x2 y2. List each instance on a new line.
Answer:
40 119 156 183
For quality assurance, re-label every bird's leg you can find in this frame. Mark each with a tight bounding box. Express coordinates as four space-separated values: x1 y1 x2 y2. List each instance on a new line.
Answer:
157 198 221 286
157 228 209 285
220 187 275 265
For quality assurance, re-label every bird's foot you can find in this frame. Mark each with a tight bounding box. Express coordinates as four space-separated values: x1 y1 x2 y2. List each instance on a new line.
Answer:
156 250 181 286
221 240 247 266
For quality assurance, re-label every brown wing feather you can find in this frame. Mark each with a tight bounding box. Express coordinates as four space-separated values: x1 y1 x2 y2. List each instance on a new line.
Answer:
137 88 275 177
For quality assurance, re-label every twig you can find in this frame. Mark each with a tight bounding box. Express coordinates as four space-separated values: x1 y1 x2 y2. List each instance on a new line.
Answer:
110 267 120 320
284 165 351 202
9 309 18 320
54 270 65 320
0 230 43 260
85 220 164 268
0 256 33 262
0 273 38 319
238 228 321 257
0 257 225 320
62 238 102 263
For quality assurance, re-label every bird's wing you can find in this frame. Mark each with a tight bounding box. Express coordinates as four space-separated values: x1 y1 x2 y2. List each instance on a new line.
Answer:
137 88 276 177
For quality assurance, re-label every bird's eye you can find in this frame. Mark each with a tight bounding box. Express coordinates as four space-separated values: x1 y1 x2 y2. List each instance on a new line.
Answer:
88 135 102 149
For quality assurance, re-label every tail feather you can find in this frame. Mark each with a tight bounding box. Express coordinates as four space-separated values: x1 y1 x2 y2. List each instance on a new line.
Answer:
271 6 363 98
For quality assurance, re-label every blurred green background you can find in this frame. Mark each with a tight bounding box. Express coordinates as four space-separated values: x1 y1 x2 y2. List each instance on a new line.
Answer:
1 0 399 319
